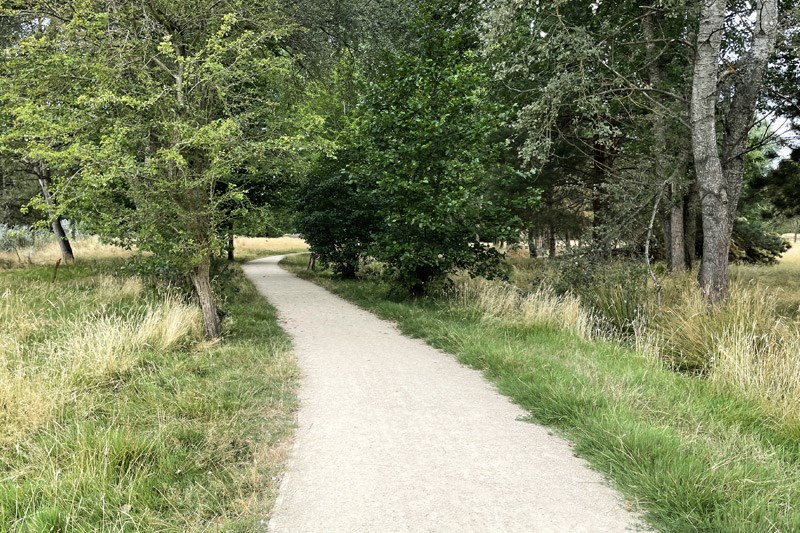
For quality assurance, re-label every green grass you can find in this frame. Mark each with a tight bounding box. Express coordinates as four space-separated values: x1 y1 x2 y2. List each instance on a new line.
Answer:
283 254 800 532
0 259 298 531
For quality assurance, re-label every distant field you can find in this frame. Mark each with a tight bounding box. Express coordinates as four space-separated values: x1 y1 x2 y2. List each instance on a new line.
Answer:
1 234 309 267
0 235 134 267
732 234 800 318
234 236 308 262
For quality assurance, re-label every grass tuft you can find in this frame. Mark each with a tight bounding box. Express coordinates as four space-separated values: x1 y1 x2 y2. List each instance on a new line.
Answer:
448 273 593 339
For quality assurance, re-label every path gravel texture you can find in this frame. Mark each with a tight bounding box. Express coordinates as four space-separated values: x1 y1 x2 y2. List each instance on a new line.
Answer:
243 256 646 533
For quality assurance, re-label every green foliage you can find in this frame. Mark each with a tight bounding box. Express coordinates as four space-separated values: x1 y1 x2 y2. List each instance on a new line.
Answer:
0 1 310 335
749 148 800 220
352 0 517 294
734 137 794 263
730 217 790 264
295 150 382 278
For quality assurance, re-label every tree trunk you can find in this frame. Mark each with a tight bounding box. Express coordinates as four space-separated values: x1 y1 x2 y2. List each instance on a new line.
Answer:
691 0 778 303
548 224 556 259
226 232 235 261
684 179 699 270
36 171 75 264
191 255 221 339
527 228 538 258
669 194 686 272
691 0 728 303
660 211 672 265
720 0 778 225
644 8 685 273
591 141 609 254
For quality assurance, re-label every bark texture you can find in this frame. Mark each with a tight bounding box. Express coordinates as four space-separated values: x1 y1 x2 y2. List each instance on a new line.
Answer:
691 0 778 303
692 0 728 303
192 254 222 338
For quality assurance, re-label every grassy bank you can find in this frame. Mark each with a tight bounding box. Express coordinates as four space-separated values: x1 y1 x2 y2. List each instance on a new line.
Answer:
1 256 297 530
282 254 800 532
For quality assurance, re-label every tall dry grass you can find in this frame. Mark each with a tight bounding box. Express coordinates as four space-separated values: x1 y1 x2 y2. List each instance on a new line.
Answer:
0 276 201 444
499 248 800 424
449 274 594 339
646 273 800 422
234 236 308 261
0 235 134 266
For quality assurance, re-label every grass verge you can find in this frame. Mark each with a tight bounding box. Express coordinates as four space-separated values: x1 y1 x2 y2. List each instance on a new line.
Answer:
283 254 800 532
1 259 297 531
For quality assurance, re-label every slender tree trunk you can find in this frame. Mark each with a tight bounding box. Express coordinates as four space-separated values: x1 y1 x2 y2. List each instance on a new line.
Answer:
527 228 538 258
669 195 686 272
591 141 609 254
226 232 234 261
548 224 556 259
669 158 689 271
660 211 672 265
36 168 75 264
644 8 685 272
684 179 699 270
691 0 728 303
192 254 221 338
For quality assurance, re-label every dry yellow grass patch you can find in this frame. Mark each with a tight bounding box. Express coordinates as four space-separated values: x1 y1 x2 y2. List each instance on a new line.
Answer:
0 236 134 265
450 274 594 339
234 236 308 261
0 279 202 444
644 278 800 423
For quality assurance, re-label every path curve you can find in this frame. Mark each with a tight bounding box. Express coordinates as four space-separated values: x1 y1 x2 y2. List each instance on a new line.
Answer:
243 256 644 532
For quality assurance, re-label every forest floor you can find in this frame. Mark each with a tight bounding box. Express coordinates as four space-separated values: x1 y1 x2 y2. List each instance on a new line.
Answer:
243 255 644 532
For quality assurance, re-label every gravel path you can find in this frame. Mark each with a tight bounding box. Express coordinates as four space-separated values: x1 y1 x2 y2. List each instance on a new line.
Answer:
243 256 645 532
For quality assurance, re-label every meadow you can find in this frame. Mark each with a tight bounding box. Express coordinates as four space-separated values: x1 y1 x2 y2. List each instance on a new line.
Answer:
0 239 298 531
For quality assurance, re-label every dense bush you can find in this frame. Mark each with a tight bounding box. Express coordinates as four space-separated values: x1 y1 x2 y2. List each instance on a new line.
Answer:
295 151 383 278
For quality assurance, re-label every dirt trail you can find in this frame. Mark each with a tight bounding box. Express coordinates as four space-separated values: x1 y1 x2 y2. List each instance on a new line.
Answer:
243 256 645 532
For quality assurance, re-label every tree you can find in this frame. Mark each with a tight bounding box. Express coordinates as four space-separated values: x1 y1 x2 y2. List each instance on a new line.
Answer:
691 0 779 303
2 1 301 337
483 0 697 262
295 149 382 278
352 0 517 294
